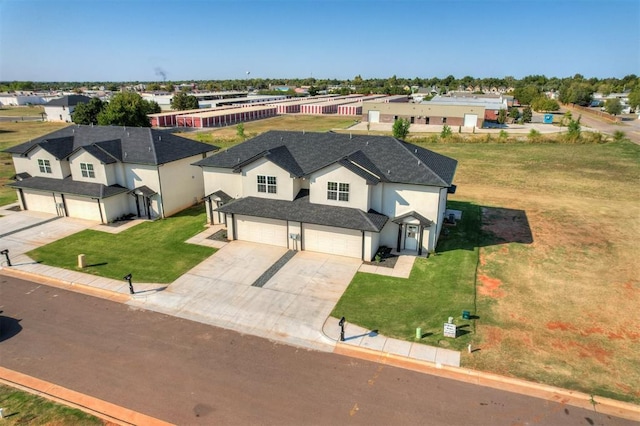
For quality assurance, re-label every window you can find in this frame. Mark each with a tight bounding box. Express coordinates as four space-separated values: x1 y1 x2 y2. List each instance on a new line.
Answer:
257 175 276 194
38 159 52 174
80 163 95 178
327 182 349 202
442 117 447 124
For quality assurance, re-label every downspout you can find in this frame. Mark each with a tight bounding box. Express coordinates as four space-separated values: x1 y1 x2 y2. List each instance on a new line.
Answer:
396 223 402 252
94 198 104 224
18 188 27 210
231 213 237 240
361 231 365 261
156 165 166 219
418 226 424 256
60 193 68 217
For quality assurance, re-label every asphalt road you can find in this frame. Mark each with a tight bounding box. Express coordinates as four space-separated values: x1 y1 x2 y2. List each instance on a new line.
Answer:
0 274 636 425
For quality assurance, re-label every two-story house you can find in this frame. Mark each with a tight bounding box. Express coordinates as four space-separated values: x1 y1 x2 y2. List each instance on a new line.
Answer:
5 125 217 223
44 95 92 122
194 131 457 260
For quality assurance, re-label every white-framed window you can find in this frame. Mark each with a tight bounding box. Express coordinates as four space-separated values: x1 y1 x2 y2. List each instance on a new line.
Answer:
38 159 52 174
80 163 95 178
257 175 277 194
327 182 349 201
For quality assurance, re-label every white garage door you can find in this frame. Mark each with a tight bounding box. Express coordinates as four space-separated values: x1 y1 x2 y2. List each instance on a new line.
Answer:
303 224 361 259
236 215 287 247
65 195 102 221
368 110 380 123
23 191 58 215
463 114 478 127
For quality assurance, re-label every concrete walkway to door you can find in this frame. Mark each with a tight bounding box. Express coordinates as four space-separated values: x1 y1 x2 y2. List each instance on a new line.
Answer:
128 241 363 351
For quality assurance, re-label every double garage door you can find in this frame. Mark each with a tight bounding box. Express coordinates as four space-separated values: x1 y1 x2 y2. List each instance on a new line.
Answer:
21 191 102 221
234 215 362 259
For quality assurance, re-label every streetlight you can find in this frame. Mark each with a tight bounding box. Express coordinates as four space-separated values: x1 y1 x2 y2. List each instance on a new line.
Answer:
0 249 10 267
123 273 134 294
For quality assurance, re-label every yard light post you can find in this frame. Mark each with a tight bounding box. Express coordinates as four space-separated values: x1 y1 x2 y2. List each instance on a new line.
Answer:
338 316 346 342
123 273 134 294
0 249 10 267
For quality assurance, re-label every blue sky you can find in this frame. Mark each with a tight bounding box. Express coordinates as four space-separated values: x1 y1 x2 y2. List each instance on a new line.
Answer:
0 0 638 82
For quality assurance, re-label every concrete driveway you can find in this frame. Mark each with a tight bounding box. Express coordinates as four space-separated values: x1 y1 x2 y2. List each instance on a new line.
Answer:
129 241 362 351
0 208 96 262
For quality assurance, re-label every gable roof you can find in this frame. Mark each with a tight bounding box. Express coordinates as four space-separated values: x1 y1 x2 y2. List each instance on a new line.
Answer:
45 95 92 107
4 125 218 166
194 130 456 187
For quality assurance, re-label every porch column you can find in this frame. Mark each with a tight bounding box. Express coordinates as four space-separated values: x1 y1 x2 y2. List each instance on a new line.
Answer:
396 223 403 252
418 226 424 256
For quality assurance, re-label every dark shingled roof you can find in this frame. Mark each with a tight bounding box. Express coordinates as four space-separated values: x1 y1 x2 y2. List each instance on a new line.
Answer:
194 130 457 187
217 189 388 232
8 176 129 199
4 125 218 165
45 95 92 107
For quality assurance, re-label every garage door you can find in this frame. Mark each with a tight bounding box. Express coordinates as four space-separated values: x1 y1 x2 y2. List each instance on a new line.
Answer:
368 110 380 123
463 114 478 127
65 195 102 221
303 224 361 259
23 191 58 215
236 215 287 247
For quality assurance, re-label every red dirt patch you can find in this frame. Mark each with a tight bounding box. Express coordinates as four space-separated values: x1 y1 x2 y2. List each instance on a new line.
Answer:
480 326 504 349
546 321 576 332
551 339 612 364
616 383 640 398
580 326 604 336
477 274 505 298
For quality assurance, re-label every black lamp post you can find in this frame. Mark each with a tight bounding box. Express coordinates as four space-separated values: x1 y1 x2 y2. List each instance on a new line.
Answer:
338 316 346 341
123 273 134 294
0 249 10 267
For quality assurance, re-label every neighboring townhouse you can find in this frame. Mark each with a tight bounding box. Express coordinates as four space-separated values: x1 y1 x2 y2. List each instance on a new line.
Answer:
195 131 457 260
44 95 92 122
5 125 217 223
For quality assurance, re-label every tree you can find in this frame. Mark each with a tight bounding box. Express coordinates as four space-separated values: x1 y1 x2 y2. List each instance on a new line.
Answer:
559 82 593 106
236 123 245 139
513 85 540 105
567 115 582 140
146 83 161 91
604 98 623 116
508 107 520 120
531 96 560 112
497 108 507 124
308 85 318 96
72 97 104 125
440 124 452 138
171 92 199 110
628 87 640 111
392 118 410 139
97 92 156 127
522 106 533 123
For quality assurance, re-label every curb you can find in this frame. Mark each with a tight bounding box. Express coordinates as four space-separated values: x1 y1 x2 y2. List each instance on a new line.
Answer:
0 268 130 303
0 367 173 426
334 344 640 422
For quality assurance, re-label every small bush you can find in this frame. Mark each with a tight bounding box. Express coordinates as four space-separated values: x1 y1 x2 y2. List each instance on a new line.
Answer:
440 124 452 139
613 130 626 142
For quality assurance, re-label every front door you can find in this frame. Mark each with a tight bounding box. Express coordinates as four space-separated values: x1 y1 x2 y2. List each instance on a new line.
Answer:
405 225 418 251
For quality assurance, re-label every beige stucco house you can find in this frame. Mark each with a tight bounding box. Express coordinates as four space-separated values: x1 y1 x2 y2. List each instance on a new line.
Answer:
195 131 457 260
5 125 217 222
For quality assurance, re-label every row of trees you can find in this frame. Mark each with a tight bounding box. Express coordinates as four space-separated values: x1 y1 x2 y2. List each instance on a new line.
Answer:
72 93 160 127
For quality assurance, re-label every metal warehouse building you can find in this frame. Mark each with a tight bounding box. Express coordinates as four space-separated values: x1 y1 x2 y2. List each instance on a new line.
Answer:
362 101 485 128
176 105 278 128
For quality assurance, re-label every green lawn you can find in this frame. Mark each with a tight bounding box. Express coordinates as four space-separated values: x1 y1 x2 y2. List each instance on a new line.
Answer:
0 385 102 425
28 205 215 283
332 200 479 351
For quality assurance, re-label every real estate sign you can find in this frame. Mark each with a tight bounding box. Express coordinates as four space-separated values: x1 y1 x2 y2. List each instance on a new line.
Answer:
443 322 457 338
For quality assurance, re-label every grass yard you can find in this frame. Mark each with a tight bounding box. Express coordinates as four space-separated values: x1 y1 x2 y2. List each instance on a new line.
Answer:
0 121 70 206
28 204 215 283
0 105 45 117
0 384 102 425
332 200 479 351
346 139 638 404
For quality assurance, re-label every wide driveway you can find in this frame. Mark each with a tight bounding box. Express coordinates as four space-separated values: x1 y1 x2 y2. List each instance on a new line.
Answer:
129 241 362 351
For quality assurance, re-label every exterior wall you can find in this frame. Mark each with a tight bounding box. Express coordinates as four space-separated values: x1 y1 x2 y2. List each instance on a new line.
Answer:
203 167 242 200
158 154 206 217
68 150 109 185
241 157 296 201
287 221 302 251
364 231 379 261
13 147 69 179
302 223 362 259
124 164 162 218
102 193 134 223
309 163 368 211
104 162 121 186
45 105 74 122
376 182 443 252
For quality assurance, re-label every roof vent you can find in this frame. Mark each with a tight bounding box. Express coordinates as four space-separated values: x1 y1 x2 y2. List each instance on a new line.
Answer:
387 169 391 174
418 160 421 166
124 151 127 158
159 135 161 141
349 133 352 139
127 132 130 137
415 149 417 153
72 129 75 133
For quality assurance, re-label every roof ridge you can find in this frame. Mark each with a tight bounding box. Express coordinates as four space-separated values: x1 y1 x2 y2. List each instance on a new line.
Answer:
358 209 378 231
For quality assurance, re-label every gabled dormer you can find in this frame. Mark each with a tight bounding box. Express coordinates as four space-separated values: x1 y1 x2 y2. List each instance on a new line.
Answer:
13 136 75 179
67 142 121 186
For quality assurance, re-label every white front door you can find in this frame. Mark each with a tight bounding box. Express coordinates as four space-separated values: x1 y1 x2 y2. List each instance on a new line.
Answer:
464 114 478 127
405 225 419 251
368 110 380 123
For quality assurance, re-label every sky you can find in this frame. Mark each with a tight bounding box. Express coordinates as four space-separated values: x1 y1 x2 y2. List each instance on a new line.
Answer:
0 0 638 82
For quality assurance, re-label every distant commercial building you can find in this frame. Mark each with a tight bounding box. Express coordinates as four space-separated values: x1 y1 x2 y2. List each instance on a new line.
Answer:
362 100 485 128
